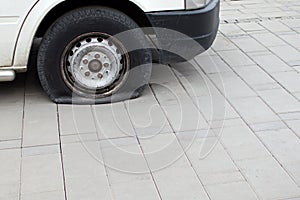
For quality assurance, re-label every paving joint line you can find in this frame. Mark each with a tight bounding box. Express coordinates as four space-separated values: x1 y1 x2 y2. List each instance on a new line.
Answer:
90 105 115 200
211 36 300 190
56 105 68 200
220 29 300 140
149 69 215 200
18 73 27 200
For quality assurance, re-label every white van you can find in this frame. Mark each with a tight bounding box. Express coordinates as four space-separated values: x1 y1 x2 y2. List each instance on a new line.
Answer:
0 0 219 103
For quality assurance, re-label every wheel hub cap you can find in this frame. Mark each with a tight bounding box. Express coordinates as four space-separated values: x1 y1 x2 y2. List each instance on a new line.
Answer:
88 59 102 73
67 36 123 90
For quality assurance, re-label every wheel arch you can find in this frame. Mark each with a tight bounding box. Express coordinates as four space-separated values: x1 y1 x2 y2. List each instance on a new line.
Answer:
13 0 152 67
35 0 152 37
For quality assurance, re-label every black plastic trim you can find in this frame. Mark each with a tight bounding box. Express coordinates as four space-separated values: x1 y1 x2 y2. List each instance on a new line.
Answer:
146 0 220 63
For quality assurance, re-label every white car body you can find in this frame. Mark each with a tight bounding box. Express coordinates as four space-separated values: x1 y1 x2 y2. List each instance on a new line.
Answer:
0 0 219 102
0 0 185 70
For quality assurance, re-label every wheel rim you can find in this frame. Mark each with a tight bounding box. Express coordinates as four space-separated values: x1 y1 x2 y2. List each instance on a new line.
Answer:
61 32 130 98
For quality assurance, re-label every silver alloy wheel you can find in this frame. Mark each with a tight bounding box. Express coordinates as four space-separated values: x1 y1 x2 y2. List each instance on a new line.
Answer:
61 32 129 98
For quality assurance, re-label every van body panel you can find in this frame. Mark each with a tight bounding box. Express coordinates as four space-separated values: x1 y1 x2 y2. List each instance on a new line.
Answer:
0 0 37 66
6 0 185 67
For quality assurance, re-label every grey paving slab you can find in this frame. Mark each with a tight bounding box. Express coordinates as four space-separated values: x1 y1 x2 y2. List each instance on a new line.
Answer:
285 163 300 187
125 99 172 136
139 133 189 170
236 157 300 200
62 141 105 177
162 101 208 132
58 105 96 135
285 198 300 200
279 32 300 48
259 20 293 33
242 6 281 15
140 133 210 200
230 35 267 53
99 137 149 174
193 95 239 121
220 10 243 21
175 70 221 97
199 171 245 186
0 104 23 141
99 139 160 200
219 23 247 36
294 92 300 102
151 83 193 106
110 179 160 200
258 89 300 113
252 32 287 47
269 45 300 64
217 125 271 161
285 119 300 138
60 132 98 144
237 22 265 32
250 82 282 92
209 72 257 99
152 64 196 100
230 97 280 124
196 55 232 74
171 60 199 77
21 152 64 196
177 136 239 175
0 139 21 150
258 11 299 18
197 48 217 57
23 103 59 147
251 53 293 73
250 120 287 132
1 1 300 200
272 71 300 93
65 176 112 200
107 169 152 186
206 181 258 200
22 144 60 157
233 64 275 87
62 141 111 200
281 19 300 29
152 166 210 200
218 50 255 67
0 149 21 199
151 64 183 86
93 102 136 139
21 190 65 200
175 129 216 141
256 129 300 165
212 35 238 52
209 118 246 130
280 112 300 121
294 66 300 74
4 195 19 200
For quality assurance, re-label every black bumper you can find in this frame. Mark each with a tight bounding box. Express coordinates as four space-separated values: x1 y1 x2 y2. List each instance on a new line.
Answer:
146 0 220 63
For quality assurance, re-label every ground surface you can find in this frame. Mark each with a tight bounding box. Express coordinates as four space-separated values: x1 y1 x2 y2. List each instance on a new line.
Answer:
1 0 300 199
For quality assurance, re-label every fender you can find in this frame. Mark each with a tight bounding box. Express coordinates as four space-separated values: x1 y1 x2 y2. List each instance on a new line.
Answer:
12 0 184 68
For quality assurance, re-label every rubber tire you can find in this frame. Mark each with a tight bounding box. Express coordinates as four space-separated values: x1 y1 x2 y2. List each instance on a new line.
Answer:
37 6 152 104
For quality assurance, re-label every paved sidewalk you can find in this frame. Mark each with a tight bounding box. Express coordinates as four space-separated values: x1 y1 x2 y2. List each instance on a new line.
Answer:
1 0 300 199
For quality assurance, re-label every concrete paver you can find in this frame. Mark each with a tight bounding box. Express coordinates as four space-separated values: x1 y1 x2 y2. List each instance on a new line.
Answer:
1 0 300 199
20 151 64 198
236 157 300 200
0 149 21 199
206 181 258 200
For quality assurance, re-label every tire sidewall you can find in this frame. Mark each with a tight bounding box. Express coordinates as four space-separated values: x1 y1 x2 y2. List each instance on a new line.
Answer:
37 6 152 103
